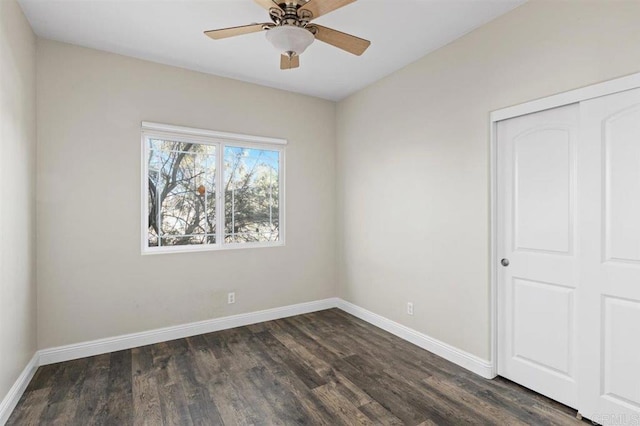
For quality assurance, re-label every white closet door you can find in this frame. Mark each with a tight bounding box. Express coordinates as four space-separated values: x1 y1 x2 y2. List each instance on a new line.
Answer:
577 88 640 424
497 104 580 408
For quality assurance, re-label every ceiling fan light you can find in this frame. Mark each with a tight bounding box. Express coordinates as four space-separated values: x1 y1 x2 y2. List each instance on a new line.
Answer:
265 25 314 56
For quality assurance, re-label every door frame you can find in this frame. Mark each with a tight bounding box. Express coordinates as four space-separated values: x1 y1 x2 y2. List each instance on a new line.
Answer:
489 71 640 378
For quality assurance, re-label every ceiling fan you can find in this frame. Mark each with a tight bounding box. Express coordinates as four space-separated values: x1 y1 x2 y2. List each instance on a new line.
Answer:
204 0 371 70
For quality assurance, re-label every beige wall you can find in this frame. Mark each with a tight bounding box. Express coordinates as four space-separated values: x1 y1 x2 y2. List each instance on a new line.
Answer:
0 0 37 405
19 0 640 365
36 39 336 349
336 0 640 360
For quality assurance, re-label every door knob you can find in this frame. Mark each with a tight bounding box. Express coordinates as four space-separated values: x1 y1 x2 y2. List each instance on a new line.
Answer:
501 258 510 267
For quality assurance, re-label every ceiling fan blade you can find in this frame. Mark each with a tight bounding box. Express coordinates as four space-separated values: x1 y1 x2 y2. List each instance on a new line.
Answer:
204 23 270 40
253 0 284 13
298 0 356 20
310 25 370 56
280 54 300 70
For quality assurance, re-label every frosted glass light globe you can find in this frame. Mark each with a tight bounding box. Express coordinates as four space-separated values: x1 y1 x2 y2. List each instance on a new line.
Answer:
265 25 314 55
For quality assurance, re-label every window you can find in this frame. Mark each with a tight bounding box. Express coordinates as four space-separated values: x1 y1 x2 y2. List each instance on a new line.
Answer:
142 122 285 254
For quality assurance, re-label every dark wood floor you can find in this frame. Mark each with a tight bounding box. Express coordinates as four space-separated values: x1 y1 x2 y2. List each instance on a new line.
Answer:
8 309 585 425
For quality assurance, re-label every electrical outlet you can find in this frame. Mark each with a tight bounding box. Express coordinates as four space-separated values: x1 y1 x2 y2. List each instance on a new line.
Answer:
228 292 236 304
407 302 414 316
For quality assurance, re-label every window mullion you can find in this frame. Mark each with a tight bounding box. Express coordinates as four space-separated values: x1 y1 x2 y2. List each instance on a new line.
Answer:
157 156 162 247
216 142 224 245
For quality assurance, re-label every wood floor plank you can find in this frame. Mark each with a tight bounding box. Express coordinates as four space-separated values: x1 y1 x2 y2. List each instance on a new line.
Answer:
334 354 454 425
202 368 259 425
24 364 62 392
231 366 286 424
358 400 405 426
44 357 89 406
203 331 281 424
70 353 111 425
241 330 338 424
38 400 81 426
425 363 577 425
185 339 254 425
281 315 356 359
166 339 224 425
132 345 154 377
202 330 234 360
157 381 194 426
312 383 373 425
245 365 322 425
104 350 134 425
251 330 327 389
206 328 261 374
423 374 529 426
7 309 587 425
4 388 51 426
132 370 163 426
322 369 373 408
151 345 193 426
265 324 336 377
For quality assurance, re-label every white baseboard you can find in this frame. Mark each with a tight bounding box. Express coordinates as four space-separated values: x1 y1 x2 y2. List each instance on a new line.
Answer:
336 299 495 379
0 353 39 426
3 296 495 424
39 296 494 378
39 298 339 366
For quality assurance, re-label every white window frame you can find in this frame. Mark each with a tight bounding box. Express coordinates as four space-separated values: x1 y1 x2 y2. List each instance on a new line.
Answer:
141 121 286 255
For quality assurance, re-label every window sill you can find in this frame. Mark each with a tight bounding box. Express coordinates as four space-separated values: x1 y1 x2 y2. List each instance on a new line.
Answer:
141 241 285 255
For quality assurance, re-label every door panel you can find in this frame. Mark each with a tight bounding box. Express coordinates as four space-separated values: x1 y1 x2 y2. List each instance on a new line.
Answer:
604 106 640 263
577 88 640 424
602 296 640 409
497 104 579 409
514 127 572 253
512 278 573 376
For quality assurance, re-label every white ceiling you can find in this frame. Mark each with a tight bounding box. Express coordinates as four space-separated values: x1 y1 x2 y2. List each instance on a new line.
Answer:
18 0 526 101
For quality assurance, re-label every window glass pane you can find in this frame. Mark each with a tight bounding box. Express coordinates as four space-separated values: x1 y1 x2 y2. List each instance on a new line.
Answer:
224 146 280 243
147 139 216 247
